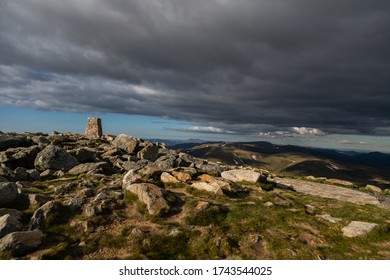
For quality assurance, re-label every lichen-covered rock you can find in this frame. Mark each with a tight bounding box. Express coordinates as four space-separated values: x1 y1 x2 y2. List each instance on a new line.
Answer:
112 134 139 154
34 145 79 171
0 229 43 255
221 169 261 183
124 183 170 215
0 182 19 207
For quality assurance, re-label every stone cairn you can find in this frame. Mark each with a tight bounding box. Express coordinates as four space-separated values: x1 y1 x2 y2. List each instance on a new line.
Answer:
84 117 102 139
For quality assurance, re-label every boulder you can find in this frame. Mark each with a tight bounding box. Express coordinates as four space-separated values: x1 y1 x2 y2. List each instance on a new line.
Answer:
124 183 170 215
67 162 110 175
0 213 23 238
27 169 41 181
122 170 142 187
0 182 19 207
137 144 159 161
69 147 97 163
197 174 233 191
160 172 179 184
342 221 378 237
34 145 79 171
0 134 32 151
112 134 139 154
195 163 221 174
29 201 66 230
221 169 261 183
191 182 224 195
0 146 40 169
14 167 29 181
0 229 44 255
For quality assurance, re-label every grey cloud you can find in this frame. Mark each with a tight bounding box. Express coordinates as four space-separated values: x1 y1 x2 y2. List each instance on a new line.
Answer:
1 0 390 135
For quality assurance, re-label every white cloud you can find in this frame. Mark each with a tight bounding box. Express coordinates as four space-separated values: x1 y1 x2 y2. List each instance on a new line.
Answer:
292 127 325 136
173 126 235 134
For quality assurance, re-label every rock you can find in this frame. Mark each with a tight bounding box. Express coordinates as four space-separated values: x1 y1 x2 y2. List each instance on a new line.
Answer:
29 201 66 230
0 208 23 219
0 176 7 183
342 221 378 237
137 144 159 161
112 134 139 154
124 183 170 215
117 160 139 171
273 177 381 206
316 213 342 224
191 182 224 195
0 182 19 207
31 136 50 145
0 164 13 179
155 155 176 170
160 172 179 184
0 134 32 151
172 171 192 182
27 169 41 181
195 163 221 174
0 146 40 169
197 174 234 192
0 229 43 255
39 169 56 180
221 169 261 183
122 170 142 187
365 185 382 193
69 147 97 163
273 196 290 206
68 162 110 175
0 213 23 238
34 145 79 171
14 167 29 181
326 178 355 187
264 201 274 207
28 194 53 206
196 201 211 210
304 204 316 215
84 204 101 218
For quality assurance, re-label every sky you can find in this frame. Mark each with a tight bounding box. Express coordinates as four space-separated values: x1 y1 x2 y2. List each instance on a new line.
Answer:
1 0 390 152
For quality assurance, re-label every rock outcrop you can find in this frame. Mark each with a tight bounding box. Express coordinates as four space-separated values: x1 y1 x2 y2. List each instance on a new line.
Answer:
272 177 381 206
221 169 262 183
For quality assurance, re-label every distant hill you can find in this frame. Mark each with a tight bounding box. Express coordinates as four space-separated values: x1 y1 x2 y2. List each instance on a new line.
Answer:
172 141 390 187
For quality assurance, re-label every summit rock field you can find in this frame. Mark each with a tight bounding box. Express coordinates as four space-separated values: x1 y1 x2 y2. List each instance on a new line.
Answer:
0 131 389 260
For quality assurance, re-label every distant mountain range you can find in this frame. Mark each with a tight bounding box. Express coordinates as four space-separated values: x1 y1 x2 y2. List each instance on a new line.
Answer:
169 141 390 187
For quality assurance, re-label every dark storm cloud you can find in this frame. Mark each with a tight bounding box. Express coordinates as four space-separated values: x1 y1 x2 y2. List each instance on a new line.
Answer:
1 0 390 135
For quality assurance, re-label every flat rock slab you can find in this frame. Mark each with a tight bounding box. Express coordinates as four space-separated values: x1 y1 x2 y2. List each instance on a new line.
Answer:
221 169 261 183
342 221 378 237
273 178 381 206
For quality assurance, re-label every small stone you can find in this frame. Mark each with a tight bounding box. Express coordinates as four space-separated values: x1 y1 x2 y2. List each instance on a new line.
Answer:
264 201 274 207
196 201 211 210
316 213 342 224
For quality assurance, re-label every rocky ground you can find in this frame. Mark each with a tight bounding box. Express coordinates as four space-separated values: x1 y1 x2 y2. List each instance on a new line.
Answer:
0 131 389 259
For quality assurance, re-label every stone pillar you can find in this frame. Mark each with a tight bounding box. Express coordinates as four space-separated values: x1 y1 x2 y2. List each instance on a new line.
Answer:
85 117 102 139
